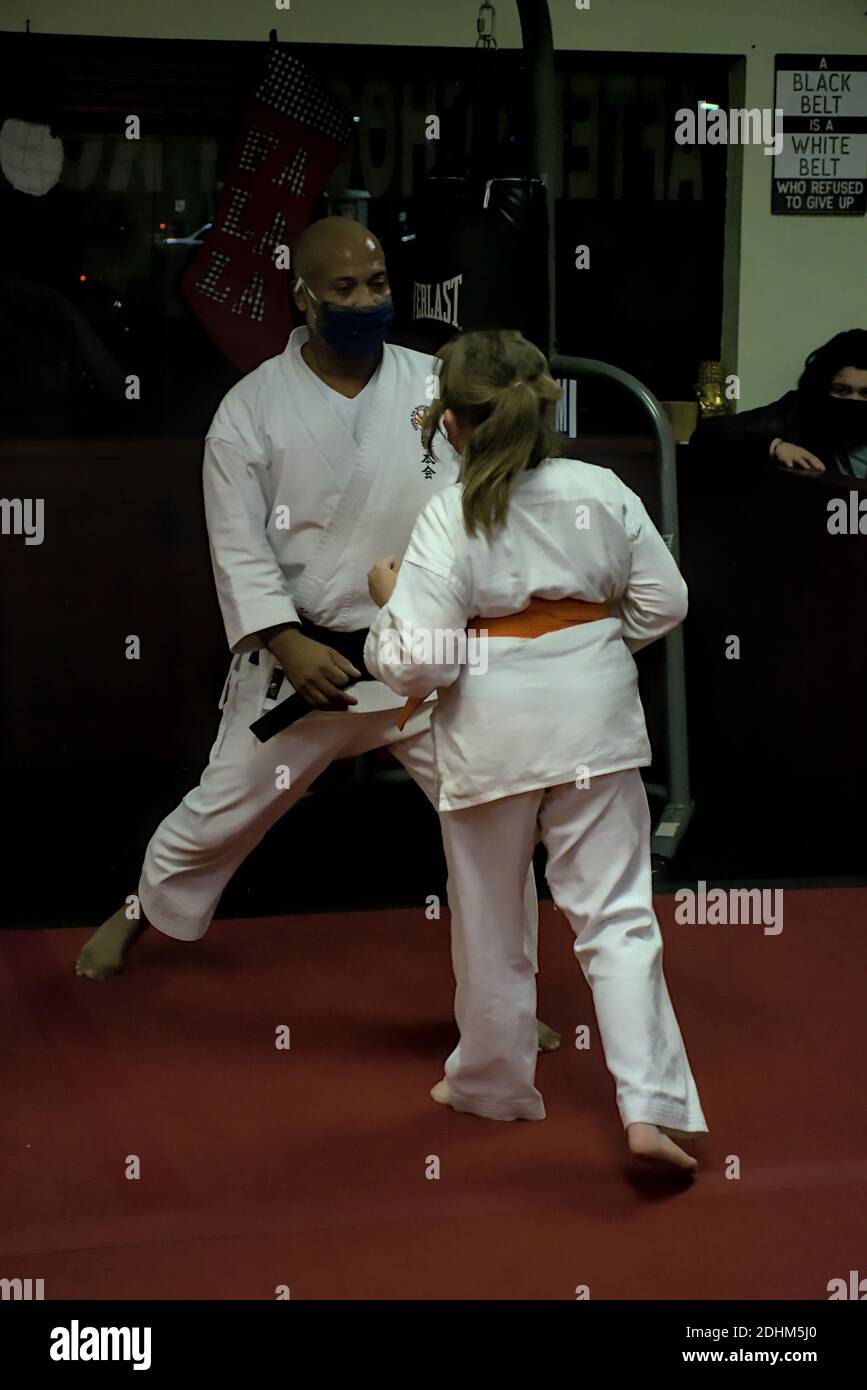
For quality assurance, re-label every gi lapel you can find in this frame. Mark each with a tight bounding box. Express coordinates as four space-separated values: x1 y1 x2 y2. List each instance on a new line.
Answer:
285 327 362 490
288 329 398 620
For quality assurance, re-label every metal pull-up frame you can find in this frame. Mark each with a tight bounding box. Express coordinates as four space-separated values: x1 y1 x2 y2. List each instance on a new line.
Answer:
513 0 693 859
551 355 694 861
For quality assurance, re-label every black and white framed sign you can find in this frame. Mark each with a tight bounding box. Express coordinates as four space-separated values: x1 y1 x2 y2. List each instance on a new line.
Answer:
772 54 866 215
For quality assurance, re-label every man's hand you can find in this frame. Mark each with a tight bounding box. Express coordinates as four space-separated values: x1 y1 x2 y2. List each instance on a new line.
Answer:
265 627 360 711
771 439 826 473
368 555 401 608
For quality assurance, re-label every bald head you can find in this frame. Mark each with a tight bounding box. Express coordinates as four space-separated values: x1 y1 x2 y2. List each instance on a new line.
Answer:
292 217 386 292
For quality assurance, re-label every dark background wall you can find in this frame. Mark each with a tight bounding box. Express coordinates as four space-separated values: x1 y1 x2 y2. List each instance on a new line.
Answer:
0 32 731 441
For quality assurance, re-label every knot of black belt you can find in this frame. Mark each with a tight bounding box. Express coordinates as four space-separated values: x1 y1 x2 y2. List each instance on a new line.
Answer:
248 617 374 744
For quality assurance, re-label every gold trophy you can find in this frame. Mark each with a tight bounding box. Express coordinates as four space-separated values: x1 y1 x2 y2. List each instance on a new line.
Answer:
695 360 726 417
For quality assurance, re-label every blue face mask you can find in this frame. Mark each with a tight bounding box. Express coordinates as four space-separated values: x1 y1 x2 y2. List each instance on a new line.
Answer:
297 278 394 357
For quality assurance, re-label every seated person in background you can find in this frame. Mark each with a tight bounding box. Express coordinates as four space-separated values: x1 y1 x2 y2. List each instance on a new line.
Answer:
690 329 867 478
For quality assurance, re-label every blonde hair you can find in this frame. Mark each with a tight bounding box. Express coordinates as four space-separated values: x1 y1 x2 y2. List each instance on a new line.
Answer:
421 329 562 539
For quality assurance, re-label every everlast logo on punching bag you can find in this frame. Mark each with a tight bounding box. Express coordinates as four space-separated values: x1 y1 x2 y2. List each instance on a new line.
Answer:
407 178 549 354
412 275 463 329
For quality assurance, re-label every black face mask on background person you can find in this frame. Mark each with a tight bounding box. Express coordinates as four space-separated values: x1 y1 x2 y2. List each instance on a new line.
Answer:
817 396 867 445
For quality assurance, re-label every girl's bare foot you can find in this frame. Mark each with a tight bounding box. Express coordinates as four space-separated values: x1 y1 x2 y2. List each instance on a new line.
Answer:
627 1122 698 1173
536 1020 561 1053
430 1078 543 1121
75 908 148 979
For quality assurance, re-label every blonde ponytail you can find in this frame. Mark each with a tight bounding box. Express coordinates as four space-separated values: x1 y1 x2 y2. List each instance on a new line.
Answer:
421 329 562 539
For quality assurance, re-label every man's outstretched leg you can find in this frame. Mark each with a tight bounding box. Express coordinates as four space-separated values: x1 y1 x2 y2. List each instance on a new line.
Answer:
74 653 370 980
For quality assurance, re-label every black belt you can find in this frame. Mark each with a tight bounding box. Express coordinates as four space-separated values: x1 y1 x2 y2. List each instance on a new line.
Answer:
248 618 374 744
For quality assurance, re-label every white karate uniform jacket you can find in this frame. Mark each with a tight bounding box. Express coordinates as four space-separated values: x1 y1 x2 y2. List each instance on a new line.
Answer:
364 457 688 811
202 326 459 716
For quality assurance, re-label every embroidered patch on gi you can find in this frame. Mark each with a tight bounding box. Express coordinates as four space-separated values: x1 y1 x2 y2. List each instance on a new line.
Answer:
411 404 437 477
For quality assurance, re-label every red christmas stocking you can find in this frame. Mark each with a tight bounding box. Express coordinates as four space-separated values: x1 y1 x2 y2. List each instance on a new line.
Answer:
182 45 353 373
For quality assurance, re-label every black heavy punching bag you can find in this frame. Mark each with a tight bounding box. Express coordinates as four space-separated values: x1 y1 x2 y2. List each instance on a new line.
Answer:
399 2 552 356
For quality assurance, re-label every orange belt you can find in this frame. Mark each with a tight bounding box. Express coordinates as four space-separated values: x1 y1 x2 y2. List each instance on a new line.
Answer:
395 595 610 730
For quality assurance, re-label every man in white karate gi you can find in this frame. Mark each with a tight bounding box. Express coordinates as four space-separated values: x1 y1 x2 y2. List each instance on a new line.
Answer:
74 218 557 1049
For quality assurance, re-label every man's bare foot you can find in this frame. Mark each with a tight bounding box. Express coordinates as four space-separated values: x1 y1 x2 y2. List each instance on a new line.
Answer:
627 1122 698 1173
536 1020 561 1053
75 908 149 980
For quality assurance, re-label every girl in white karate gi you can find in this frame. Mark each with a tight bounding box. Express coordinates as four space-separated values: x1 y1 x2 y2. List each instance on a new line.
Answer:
365 329 707 1172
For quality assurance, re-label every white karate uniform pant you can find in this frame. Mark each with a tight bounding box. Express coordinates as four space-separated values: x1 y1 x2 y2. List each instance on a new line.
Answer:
138 652 538 963
439 769 707 1132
